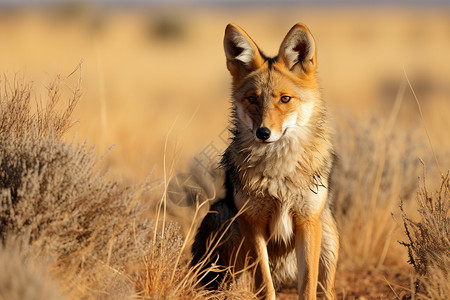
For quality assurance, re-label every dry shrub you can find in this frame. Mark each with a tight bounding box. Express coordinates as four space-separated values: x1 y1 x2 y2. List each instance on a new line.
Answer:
0 73 79 140
0 72 257 299
423 257 450 300
0 73 164 298
400 171 450 299
0 72 145 296
332 113 423 270
0 242 63 300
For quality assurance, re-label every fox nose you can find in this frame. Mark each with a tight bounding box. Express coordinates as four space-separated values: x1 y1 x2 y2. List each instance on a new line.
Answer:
256 127 271 141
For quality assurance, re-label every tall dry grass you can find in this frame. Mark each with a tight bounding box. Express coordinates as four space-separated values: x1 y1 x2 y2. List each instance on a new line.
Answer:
0 72 174 299
0 72 447 298
0 6 448 298
0 71 261 299
332 114 423 270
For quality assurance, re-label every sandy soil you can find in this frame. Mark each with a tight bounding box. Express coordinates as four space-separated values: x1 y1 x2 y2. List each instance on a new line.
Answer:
277 267 414 299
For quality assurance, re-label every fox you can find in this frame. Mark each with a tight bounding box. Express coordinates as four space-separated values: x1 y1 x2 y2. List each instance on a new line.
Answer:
191 23 339 300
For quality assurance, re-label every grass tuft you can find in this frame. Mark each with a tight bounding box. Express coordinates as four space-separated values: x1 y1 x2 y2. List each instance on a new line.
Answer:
332 114 423 270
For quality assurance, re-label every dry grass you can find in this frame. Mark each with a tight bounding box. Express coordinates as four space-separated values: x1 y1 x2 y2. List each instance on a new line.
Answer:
0 242 63 300
0 71 79 140
0 5 449 299
0 74 165 299
2 6 449 181
0 71 257 300
332 112 424 270
400 170 450 299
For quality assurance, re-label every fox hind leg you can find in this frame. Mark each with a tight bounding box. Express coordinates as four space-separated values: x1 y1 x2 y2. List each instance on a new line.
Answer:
191 199 240 289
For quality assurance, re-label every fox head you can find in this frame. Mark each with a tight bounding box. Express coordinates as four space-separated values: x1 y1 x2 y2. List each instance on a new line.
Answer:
224 23 322 144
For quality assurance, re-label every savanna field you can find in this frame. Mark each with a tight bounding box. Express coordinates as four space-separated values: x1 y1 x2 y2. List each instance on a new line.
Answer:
0 3 449 299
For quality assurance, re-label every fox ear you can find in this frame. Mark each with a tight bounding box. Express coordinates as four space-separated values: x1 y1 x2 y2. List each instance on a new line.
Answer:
278 23 316 76
224 24 264 78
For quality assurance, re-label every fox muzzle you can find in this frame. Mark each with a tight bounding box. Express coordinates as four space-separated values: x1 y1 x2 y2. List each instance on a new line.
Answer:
256 126 271 141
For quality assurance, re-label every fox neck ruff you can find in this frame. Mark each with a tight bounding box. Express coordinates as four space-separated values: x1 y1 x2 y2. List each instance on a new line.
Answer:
223 109 333 201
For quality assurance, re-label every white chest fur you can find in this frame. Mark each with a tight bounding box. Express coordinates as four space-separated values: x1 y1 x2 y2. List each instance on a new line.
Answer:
270 202 294 245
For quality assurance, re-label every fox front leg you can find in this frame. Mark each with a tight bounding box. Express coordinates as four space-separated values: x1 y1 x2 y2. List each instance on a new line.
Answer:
296 216 322 300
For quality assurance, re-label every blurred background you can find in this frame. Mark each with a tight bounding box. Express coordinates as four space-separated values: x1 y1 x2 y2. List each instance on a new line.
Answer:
0 0 449 181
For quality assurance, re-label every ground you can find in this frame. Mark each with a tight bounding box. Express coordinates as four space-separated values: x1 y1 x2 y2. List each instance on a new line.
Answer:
277 267 414 299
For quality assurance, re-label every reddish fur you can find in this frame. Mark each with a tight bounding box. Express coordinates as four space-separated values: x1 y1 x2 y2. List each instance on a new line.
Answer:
192 23 339 300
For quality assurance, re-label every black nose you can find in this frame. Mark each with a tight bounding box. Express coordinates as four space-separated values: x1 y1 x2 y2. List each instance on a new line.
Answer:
256 127 271 141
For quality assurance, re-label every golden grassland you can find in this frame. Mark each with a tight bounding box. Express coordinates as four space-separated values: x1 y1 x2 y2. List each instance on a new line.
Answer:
1 5 449 180
0 4 449 299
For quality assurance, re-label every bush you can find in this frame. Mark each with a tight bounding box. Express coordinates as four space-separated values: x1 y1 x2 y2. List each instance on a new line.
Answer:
0 72 155 298
400 170 450 299
0 71 255 299
0 242 63 300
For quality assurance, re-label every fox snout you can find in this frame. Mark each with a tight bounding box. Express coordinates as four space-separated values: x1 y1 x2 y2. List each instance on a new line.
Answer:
255 126 271 141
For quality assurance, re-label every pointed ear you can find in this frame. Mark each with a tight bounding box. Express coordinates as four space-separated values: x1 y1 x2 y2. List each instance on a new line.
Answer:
224 24 264 79
278 23 317 77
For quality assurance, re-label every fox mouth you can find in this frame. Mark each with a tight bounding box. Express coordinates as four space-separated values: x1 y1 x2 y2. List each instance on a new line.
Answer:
258 140 273 144
254 127 288 144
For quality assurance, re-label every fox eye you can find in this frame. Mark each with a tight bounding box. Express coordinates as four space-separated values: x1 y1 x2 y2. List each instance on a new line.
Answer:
247 96 258 104
280 96 291 103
